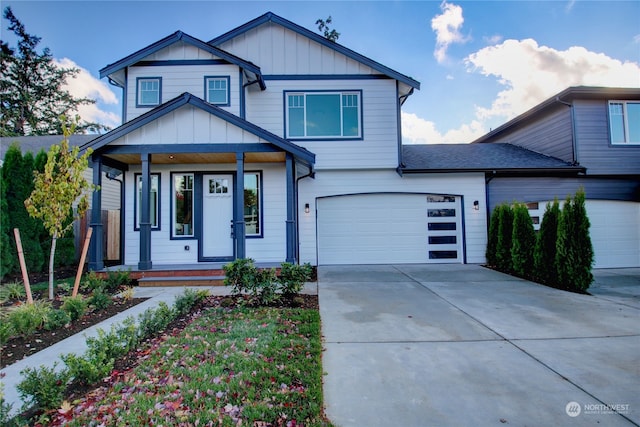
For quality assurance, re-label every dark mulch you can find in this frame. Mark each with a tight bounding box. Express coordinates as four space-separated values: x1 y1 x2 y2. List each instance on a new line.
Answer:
1 297 148 369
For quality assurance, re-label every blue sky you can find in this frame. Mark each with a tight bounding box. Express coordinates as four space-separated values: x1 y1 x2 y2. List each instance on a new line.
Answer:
3 0 639 143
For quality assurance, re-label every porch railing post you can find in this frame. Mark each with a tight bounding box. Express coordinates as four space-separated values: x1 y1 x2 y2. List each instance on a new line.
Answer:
285 154 296 263
235 152 246 258
138 152 152 270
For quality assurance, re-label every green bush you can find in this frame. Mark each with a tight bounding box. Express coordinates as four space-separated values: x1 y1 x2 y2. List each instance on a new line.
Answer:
510 203 536 277
223 258 258 294
81 271 107 293
17 364 70 411
61 295 87 321
556 189 594 292
534 199 560 285
0 282 26 302
485 205 500 267
89 287 112 310
0 318 14 345
279 262 312 298
7 300 51 336
105 269 132 293
61 352 113 386
495 204 514 272
138 302 175 339
44 309 71 331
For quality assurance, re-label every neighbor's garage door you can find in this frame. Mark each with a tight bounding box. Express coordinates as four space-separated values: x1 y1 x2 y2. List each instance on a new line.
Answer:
317 194 463 265
587 201 640 268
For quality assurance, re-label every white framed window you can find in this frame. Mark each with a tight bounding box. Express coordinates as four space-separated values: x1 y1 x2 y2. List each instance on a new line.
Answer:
136 77 161 107
285 91 362 139
205 76 230 105
609 101 640 145
135 174 160 230
173 174 194 238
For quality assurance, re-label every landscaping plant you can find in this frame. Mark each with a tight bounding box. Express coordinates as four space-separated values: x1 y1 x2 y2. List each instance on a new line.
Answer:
7 300 51 336
534 199 560 285
60 295 87 322
485 205 500 267
279 262 313 298
17 363 70 412
510 203 536 277
495 203 514 272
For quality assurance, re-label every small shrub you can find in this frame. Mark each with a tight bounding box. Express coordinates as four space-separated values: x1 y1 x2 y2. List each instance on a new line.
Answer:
253 268 279 305
89 287 112 310
0 380 14 427
279 262 313 298
119 286 135 301
44 309 71 331
61 352 113 386
174 288 197 316
61 295 87 322
114 317 139 355
0 319 14 345
7 300 52 336
223 258 258 294
56 281 72 294
105 269 132 293
0 282 26 301
17 364 70 411
138 302 175 339
81 271 106 293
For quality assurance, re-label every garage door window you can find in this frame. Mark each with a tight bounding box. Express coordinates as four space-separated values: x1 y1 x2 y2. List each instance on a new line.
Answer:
428 209 456 217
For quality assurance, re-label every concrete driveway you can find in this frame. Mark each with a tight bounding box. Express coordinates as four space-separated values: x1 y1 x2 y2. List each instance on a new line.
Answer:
319 265 640 427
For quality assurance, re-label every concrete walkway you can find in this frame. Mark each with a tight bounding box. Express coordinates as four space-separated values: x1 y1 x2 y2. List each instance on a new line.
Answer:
320 265 640 427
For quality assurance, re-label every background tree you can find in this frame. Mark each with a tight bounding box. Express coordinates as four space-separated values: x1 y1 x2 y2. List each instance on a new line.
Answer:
0 166 15 279
24 117 94 299
534 199 560 285
0 7 106 136
316 16 340 42
510 203 535 277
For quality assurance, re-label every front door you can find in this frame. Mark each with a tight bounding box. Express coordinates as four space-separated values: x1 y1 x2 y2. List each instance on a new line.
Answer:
201 174 234 259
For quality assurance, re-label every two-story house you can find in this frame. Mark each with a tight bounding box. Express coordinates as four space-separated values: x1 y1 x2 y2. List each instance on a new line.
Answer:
472 86 640 268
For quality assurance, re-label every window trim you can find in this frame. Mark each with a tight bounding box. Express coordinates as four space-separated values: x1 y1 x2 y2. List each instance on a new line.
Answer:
136 77 162 107
204 75 231 106
171 172 195 239
608 100 640 145
244 171 263 239
284 90 363 141
134 173 161 231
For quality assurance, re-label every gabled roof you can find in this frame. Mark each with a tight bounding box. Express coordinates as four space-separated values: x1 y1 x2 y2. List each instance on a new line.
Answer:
473 86 640 144
209 12 420 92
81 93 315 165
100 31 265 89
400 143 584 174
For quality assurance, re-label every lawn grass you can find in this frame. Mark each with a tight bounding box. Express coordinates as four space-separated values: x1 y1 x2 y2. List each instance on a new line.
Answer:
53 303 333 426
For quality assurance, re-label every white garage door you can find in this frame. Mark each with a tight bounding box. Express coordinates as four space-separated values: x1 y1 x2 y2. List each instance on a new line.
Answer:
317 194 463 265
586 201 640 268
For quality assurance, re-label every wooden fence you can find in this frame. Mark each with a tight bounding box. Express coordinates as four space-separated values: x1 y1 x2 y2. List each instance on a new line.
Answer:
75 209 120 262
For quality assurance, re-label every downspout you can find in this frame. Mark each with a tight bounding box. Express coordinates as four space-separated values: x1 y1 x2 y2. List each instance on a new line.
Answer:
556 96 578 165
396 81 404 177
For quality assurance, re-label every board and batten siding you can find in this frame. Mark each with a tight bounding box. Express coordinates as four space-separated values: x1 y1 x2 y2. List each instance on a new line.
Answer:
297 170 487 265
216 22 380 76
573 99 640 175
123 163 287 265
246 78 399 170
126 64 240 121
116 105 267 146
482 105 574 162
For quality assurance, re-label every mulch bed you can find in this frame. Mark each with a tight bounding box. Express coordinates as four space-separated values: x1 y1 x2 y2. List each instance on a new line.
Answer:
1 297 147 369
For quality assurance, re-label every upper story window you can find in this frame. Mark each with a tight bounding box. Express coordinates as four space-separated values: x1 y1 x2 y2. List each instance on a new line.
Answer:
136 77 162 107
609 101 640 145
285 91 362 139
205 76 230 106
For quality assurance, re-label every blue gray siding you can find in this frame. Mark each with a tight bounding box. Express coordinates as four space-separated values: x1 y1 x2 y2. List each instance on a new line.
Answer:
573 99 640 175
482 105 574 162
487 176 640 212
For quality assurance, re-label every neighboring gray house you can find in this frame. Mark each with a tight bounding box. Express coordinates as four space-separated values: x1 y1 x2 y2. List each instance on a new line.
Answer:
471 86 640 268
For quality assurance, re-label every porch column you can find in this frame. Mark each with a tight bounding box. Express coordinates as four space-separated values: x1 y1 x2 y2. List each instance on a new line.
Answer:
235 152 246 258
88 155 104 271
138 153 152 270
285 154 296 263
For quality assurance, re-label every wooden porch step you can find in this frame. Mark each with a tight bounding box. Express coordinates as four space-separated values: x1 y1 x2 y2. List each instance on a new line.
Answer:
138 275 226 287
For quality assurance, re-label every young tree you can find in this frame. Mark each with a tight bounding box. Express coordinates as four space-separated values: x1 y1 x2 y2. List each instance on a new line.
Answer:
0 7 104 136
24 117 95 299
316 16 340 42
534 199 560 285
495 203 514 272
510 203 535 277
485 205 500 267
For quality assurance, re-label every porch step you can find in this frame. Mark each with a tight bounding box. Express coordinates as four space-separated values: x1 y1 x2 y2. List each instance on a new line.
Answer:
138 275 226 287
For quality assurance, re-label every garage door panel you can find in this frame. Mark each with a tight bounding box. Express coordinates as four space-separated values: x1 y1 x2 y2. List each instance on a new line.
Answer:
317 194 462 265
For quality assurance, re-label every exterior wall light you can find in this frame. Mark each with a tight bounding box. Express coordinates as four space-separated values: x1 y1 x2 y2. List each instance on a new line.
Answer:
473 200 480 210
304 203 310 214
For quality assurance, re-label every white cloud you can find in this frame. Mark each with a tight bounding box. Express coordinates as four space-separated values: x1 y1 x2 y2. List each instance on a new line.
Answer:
465 39 640 121
402 111 486 144
431 1 469 64
634 34 640 44
54 58 120 130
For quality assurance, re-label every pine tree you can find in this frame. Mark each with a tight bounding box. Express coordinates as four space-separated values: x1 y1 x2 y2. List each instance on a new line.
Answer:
534 199 560 285
555 194 575 290
0 166 15 279
485 205 500 267
0 7 103 136
570 189 594 291
495 203 514 272
511 203 536 277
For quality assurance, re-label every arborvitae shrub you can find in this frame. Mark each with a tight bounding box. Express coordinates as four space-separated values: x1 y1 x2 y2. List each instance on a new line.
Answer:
534 199 560 285
511 203 535 277
495 203 514 272
485 205 500 267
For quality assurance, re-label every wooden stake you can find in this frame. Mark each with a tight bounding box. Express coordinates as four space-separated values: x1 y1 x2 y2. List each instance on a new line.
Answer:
13 228 33 304
72 227 93 297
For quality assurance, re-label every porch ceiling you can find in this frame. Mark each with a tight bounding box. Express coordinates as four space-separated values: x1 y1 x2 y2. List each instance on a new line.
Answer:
106 151 286 165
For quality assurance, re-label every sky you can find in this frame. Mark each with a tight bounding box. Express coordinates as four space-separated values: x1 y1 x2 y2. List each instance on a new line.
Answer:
2 0 639 144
